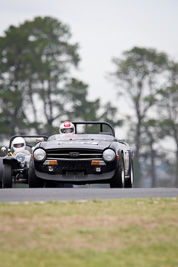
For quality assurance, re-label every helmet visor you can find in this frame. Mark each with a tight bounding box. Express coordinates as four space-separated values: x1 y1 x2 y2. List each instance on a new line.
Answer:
61 128 74 133
14 143 24 148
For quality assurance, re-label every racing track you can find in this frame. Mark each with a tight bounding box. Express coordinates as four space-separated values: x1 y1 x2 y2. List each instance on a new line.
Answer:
0 188 178 203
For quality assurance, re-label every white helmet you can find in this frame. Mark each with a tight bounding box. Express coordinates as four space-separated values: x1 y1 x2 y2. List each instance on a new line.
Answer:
12 137 26 152
59 121 75 134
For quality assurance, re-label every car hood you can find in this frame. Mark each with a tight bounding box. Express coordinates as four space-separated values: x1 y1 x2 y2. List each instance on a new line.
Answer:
40 140 114 151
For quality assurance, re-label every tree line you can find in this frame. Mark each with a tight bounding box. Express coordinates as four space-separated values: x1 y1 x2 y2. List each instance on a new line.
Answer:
111 47 178 187
0 16 121 137
0 16 177 187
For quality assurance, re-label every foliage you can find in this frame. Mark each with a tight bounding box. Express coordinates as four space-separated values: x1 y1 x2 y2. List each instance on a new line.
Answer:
157 62 178 186
0 16 81 136
0 16 120 138
111 46 178 187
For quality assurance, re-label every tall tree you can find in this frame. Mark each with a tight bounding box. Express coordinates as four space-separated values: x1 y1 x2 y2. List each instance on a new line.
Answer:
111 47 168 185
158 61 178 187
0 16 80 135
0 16 120 138
0 83 32 139
141 119 163 187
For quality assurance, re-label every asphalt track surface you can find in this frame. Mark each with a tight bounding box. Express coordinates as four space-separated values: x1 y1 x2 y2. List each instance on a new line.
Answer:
0 188 178 203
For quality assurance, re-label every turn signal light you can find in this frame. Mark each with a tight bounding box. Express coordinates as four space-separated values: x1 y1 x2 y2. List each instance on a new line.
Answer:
92 161 100 165
49 160 58 165
91 160 106 166
43 160 58 165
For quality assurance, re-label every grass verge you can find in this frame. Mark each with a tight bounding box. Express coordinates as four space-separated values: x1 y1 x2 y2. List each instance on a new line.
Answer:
0 198 178 267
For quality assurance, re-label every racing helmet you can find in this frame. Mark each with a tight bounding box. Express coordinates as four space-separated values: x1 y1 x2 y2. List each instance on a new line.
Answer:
59 121 75 134
12 137 26 152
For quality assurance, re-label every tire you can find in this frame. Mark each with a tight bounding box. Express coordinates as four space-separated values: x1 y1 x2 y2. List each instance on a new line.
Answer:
110 156 125 188
2 164 12 188
0 158 3 188
125 161 134 188
28 160 44 188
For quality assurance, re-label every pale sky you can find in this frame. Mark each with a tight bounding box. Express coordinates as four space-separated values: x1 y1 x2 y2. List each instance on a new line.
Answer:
0 0 178 109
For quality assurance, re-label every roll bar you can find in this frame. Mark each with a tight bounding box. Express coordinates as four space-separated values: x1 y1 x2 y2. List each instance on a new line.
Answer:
72 121 115 137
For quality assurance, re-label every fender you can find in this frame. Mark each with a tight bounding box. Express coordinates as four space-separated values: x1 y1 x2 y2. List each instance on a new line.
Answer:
115 149 123 168
117 149 123 161
0 157 3 183
128 150 134 176
3 156 18 165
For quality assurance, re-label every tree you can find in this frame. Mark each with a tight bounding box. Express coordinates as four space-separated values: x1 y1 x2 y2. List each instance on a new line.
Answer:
111 47 169 186
0 16 80 135
0 16 120 138
141 119 163 187
158 61 178 187
0 84 33 139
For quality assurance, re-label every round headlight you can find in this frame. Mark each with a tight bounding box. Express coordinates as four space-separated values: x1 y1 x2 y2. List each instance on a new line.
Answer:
16 152 25 163
34 148 46 161
103 149 116 162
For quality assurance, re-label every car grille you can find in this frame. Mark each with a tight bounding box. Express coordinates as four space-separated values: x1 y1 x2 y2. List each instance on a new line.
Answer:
46 149 103 160
36 148 116 177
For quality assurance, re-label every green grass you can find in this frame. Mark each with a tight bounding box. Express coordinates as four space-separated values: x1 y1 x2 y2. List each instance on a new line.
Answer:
0 198 178 267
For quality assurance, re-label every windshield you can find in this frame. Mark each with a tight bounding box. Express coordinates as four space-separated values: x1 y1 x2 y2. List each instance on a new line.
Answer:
48 134 116 142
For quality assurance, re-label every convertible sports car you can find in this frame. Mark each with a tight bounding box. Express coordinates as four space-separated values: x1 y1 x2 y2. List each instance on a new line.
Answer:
0 135 48 188
28 121 134 188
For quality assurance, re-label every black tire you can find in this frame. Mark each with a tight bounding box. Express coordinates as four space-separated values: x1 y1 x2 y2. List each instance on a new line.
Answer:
2 164 12 188
28 160 44 188
125 161 134 188
110 156 125 188
0 158 3 188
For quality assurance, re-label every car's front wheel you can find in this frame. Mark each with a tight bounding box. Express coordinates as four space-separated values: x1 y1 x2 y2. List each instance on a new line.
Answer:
110 156 125 188
28 160 44 188
2 164 12 188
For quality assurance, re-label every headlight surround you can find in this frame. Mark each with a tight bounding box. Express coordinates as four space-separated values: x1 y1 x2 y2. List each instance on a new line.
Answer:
34 148 46 161
103 149 116 162
16 152 25 163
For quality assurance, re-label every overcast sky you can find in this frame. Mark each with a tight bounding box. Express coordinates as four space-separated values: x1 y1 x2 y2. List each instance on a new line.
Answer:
0 0 178 108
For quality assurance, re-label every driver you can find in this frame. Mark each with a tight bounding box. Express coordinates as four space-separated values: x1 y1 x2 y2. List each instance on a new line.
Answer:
48 121 76 141
59 121 75 134
11 137 30 155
